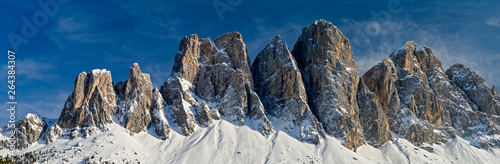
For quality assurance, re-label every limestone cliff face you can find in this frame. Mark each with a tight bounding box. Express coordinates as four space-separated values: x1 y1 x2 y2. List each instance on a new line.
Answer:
446 64 500 148
151 87 170 140
363 57 401 115
390 42 445 128
251 35 325 144
161 32 273 136
446 64 500 116
356 79 392 148
57 69 117 129
115 63 153 133
364 42 453 145
364 42 500 148
291 20 389 150
45 69 117 143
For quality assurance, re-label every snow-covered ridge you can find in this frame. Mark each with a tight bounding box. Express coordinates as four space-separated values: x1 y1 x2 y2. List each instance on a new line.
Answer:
2 120 500 163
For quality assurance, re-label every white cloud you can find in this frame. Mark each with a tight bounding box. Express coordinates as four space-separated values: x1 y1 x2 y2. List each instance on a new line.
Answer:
56 17 90 33
485 17 500 27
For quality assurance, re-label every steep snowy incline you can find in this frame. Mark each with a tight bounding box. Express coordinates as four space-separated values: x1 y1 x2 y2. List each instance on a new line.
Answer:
2 119 500 163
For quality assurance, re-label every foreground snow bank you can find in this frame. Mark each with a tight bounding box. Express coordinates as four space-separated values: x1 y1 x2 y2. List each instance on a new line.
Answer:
1 119 499 164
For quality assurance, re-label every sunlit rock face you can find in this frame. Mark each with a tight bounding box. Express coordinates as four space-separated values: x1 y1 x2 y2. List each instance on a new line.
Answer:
115 63 153 133
57 69 117 130
292 19 379 150
161 32 273 136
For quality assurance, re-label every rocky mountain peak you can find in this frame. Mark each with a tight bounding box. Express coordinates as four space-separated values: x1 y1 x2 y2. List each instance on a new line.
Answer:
57 69 116 129
446 64 500 115
291 20 391 150
116 63 153 133
162 32 273 136
151 87 170 140
364 41 500 148
294 19 355 69
366 42 455 145
0 113 47 150
390 42 445 126
252 35 325 144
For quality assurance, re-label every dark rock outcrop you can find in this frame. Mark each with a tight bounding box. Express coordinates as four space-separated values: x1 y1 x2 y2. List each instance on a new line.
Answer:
356 79 392 148
446 64 500 116
492 85 499 97
291 20 389 150
195 102 213 127
151 87 171 140
252 35 325 144
115 63 153 133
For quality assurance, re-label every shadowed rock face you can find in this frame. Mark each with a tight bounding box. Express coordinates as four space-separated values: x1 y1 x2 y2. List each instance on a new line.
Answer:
0 114 47 150
151 87 170 140
162 32 273 136
115 63 153 133
446 64 500 116
251 35 325 144
445 64 500 148
356 79 392 148
57 69 117 129
390 42 444 127
493 85 499 97
363 58 401 115
161 78 197 136
291 19 379 150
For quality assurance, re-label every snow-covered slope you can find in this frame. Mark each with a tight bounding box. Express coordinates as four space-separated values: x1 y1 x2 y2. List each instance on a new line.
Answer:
1 118 499 163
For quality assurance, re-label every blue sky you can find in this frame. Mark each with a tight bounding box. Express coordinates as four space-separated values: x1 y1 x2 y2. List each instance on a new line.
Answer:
1 0 499 125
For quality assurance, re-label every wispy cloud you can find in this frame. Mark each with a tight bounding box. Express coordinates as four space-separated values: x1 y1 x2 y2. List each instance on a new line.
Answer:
56 17 90 33
339 18 420 74
244 17 308 59
0 90 70 126
339 16 500 88
18 91 70 119
17 60 59 82
0 59 60 85
485 17 500 27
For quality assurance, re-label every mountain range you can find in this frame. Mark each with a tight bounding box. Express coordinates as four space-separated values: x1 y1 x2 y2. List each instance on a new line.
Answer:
1 19 499 163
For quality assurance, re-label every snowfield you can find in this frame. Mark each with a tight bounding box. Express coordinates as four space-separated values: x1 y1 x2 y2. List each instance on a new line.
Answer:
1 117 499 164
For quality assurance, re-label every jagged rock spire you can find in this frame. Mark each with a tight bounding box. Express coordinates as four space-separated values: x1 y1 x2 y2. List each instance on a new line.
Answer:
364 41 500 148
115 63 154 133
251 35 325 144
446 64 500 116
162 32 273 136
291 20 390 150
57 69 116 129
151 87 171 140
0 114 47 150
